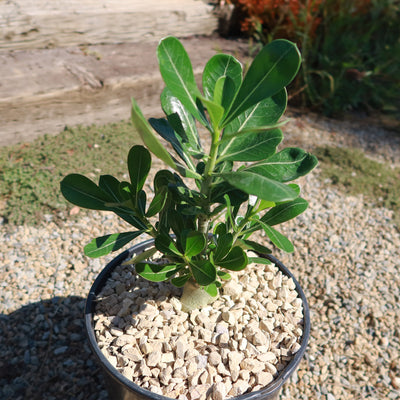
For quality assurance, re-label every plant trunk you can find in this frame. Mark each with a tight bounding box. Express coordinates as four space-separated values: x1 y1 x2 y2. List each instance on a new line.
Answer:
180 280 214 312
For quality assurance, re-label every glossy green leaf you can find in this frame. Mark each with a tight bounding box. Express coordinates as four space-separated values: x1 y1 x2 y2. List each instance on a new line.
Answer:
239 239 271 254
213 76 226 106
161 88 201 155
98 175 148 229
210 181 248 207
146 187 168 217
214 233 233 262
127 145 151 194
60 174 113 210
220 171 298 202
223 89 287 137
259 221 294 252
245 148 318 182
131 98 177 169
118 181 134 203
155 234 183 256
191 260 217 286
84 231 144 258
217 271 231 280
218 128 283 162
204 283 218 297
287 183 301 196
123 246 157 265
148 118 190 166
136 262 182 282
171 274 191 287
258 199 276 211
221 120 288 143
157 37 204 123
98 175 123 202
183 231 206 258
202 53 242 101
216 246 248 271
153 170 176 192
198 95 224 128
137 190 146 216
248 257 272 265
222 39 301 126
261 197 308 226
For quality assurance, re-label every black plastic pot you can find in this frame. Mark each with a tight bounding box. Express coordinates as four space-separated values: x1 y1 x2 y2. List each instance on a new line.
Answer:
85 239 310 400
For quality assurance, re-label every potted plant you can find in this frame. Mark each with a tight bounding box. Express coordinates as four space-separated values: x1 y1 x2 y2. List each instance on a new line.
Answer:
61 36 317 400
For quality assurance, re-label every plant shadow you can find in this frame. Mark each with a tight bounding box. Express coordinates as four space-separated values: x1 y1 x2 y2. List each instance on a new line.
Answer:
0 296 108 400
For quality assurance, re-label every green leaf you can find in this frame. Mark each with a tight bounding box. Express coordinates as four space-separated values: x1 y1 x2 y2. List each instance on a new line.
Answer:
204 283 219 297
223 89 287 137
98 175 123 202
258 199 276 211
287 183 301 196
137 190 146 216
153 169 176 192
214 233 233 262
146 187 168 217
60 174 113 210
155 234 183 256
218 128 283 162
183 231 206 258
98 175 148 229
217 271 231 280
122 246 157 265
245 148 318 182
248 257 272 265
190 260 217 286
157 37 204 124
210 181 248 207
261 197 308 226
222 39 301 126
118 181 134 203
216 246 248 271
127 145 151 194
136 263 182 282
131 97 177 170
198 95 225 127
161 88 202 156
213 76 227 106
84 231 144 258
259 221 294 252
214 222 227 236
239 239 271 254
148 118 190 166
171 274 191 287
213 75 238 113
202 53 242 101
220 171 299 202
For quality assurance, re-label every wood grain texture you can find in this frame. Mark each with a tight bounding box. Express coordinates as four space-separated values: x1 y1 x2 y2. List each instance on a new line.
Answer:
0 38 249 146
0 0 218 50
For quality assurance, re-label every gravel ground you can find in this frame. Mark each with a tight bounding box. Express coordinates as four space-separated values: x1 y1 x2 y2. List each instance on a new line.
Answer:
1 114 399 400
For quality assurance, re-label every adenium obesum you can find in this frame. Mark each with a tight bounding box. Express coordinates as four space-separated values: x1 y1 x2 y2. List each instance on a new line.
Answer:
61 36 317 311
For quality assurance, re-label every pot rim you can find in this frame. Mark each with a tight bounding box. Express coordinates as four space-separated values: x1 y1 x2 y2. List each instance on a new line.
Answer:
85 238 310 400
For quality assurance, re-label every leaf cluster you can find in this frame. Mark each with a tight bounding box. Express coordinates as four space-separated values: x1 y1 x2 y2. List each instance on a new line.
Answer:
60 37 317 297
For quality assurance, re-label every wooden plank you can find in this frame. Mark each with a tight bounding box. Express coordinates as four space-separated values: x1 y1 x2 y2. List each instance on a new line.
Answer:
0 0 218 51
0 37 248 146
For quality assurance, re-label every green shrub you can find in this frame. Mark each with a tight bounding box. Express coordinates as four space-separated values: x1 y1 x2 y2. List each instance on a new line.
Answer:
226 0 400 116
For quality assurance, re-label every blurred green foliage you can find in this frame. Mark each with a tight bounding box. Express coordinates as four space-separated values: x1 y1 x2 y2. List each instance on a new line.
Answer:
227 0 400 116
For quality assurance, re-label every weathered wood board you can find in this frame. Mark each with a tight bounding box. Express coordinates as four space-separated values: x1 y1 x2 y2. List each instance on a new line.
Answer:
0 37 248 146
0 0 218 50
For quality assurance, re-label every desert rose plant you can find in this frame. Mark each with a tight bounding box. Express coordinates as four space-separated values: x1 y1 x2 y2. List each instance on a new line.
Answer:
61 36 317 311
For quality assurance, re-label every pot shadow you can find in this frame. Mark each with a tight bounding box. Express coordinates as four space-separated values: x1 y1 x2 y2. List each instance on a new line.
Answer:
0 296 108 400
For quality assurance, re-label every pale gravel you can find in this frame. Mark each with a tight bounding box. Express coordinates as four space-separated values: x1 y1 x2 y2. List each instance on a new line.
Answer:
1 114 400 400
93 257 304 399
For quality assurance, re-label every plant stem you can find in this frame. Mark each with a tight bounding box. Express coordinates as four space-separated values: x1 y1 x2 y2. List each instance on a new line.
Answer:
198 129 221 234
